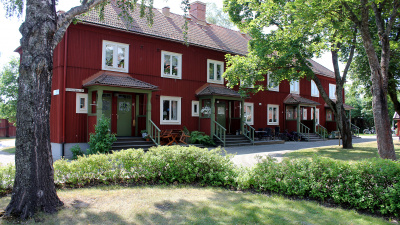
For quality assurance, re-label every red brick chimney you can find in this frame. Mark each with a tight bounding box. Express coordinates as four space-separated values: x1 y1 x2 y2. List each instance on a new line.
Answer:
189 1 206 23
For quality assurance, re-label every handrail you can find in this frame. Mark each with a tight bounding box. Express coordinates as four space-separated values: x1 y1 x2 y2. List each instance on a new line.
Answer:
316 124 328 140
243 122 255 144
351 123 360 137
300 123 310 141
149 120 161 146
213 121 226 147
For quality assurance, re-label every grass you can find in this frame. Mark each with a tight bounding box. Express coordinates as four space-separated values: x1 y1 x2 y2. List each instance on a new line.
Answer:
285 141 400 161
0 147 15 154
0 186 393 225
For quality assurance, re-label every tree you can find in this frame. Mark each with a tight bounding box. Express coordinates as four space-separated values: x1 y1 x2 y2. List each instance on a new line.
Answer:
0 57 19 124
223 0 356 148
206 2 235 29
0 0 184 219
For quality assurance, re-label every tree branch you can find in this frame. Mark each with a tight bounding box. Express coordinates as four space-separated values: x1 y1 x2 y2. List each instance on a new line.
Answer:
341 29 357 85
384 1 400 37
52 0 106 49
342 2 361 26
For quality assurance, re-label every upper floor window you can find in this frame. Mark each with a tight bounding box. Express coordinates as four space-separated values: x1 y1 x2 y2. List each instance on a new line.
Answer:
207 59 224 84
267 72 279 92
290 80 299 94
161 51 182 79
311 80 319 97
329 83 336 99
102 40 129 73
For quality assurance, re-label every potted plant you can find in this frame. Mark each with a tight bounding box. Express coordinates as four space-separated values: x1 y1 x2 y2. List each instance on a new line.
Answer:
141 130 148 138
144 135 150 141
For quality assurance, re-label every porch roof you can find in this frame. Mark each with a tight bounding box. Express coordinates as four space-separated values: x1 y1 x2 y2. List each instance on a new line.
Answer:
324 101 355 110
195 83 242 98
283 94 320 106
394 112 400 120
82 71 159 91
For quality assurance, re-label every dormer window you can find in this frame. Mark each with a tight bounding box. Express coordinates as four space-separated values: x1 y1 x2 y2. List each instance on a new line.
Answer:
267 72 279 92
161 51 182 79
207 59 224 84
102 40 129 73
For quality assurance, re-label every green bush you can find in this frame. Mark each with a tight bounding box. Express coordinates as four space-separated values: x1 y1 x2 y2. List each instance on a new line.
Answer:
70 144 84 160
0 163 15 195
87 115 117 154
190 131 215 146
246 156 400 216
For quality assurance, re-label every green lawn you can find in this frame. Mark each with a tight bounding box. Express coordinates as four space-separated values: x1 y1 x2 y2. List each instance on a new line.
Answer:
0 147 15 154
285 141 400 161
0 138 15 142
0 186 392 225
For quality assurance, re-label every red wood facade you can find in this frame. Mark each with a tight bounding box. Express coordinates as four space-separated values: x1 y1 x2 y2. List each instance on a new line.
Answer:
50 2 343 146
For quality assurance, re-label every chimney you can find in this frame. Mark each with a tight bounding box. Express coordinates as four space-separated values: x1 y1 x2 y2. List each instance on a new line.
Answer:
162 6 170 17
189 1 206 23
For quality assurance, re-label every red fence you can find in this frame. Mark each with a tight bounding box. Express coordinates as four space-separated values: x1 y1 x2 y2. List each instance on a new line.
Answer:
0 119 16 137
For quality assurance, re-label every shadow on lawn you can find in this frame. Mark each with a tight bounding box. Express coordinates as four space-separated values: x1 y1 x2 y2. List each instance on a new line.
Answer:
134 190 384 225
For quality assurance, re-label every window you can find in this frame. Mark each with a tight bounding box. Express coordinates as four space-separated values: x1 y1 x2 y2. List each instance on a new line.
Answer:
315 108 320 124
160 96 181 124
311 108 314 120
268 104 279 125
326 109 333 121
290 80 300 94
207 59 224 84
286 106 297 120
244 102 254 125
102 40 129 73
76 93 88 114
329 83 336 99
311 80 319 97
240 79 254 88
192 101 199 117
303 108 307 120
267 72 279 91
161 51 182 79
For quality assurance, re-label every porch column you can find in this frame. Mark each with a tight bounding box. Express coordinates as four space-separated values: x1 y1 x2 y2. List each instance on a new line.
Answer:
88 90 93 114
297 105 301 132
198 98 202 131
313 106 316 132
210 96 216 137
240 99 245 134
146 92 152 133
96 89 103 122
135 95 140 136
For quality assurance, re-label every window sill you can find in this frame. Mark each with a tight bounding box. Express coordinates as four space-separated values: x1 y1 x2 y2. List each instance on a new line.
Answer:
162 75 182 79
160 121 181 125
102 66 128 73
207 80 224 85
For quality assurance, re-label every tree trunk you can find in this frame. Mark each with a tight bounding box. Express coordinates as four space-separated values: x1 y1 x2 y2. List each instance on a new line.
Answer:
5 0 63 219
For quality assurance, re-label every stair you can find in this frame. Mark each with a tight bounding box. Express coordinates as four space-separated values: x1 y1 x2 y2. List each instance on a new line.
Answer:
299 133 325 142
214 134 253 147
111 136 156 151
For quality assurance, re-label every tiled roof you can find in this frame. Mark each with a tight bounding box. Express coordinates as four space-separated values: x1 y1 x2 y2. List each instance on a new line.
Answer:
324 101 355 110
82 71 159 90
78 3 250 55
78 3 334 78
195 83 241 98
284 94 321 106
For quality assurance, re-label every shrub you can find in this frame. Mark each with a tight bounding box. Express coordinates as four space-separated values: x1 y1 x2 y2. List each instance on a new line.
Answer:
87 115 116 154
0 163 15 195
190 131 215 146
70 144 84 160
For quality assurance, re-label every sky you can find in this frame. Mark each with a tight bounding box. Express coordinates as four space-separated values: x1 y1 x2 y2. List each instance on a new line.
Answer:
0 0 337 71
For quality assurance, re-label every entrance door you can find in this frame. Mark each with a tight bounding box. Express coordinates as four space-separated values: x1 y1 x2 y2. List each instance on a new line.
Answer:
117 94 132 136
216 101 226 128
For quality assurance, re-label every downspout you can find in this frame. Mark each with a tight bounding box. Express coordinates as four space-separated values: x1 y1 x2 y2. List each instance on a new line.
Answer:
62 30 68 157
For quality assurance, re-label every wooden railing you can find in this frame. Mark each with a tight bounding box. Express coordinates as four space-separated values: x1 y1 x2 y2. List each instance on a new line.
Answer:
213 120 226 147
149 120 161 146
300 123 310 141
351 123 360 137
243 122 255 144
316 124 328 140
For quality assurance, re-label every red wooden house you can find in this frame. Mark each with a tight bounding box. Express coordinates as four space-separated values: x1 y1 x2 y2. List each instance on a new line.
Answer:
47 1 352 159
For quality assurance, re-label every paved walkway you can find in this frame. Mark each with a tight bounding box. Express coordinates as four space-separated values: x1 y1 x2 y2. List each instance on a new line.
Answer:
224 136 378 167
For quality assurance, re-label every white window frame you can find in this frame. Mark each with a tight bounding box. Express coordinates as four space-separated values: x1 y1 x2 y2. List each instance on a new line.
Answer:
290 80 300 94
160 96 182 125
207 59 224 84
329 83 336 99
192 101 199 117
161 51 182 79
267 72 279 92
76 93 88 114
315 108 320 125
102 40 129 73
311 108 314 120
243 102 254 125
303 108 307 120
267 104 279 125
311 80 319 97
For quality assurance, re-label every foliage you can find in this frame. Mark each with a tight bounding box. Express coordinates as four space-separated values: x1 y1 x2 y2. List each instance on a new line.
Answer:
87 115 116 155
190 131 215 146
0 163 15 196
70 144 84 160
245 156 400 216
206 2 235 29
0 57 18 124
